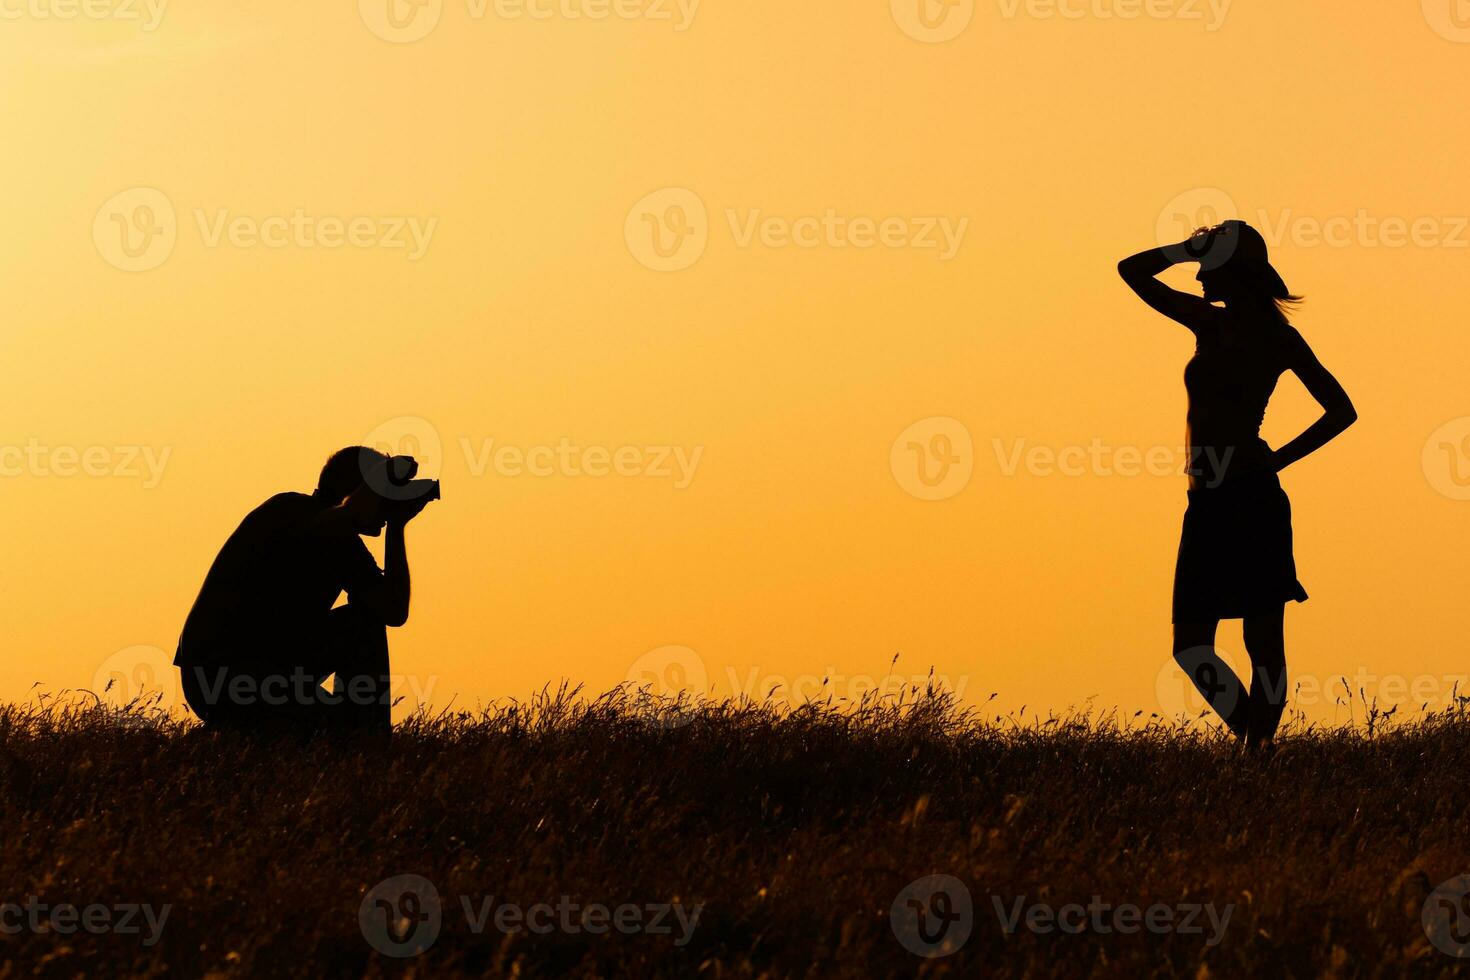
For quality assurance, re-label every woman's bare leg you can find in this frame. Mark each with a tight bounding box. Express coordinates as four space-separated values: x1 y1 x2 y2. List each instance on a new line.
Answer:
1173 620 1249 740
1242 607 1287 749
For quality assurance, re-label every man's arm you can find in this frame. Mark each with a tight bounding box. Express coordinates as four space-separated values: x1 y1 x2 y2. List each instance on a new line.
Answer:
376 521 410 628
352 498 431 628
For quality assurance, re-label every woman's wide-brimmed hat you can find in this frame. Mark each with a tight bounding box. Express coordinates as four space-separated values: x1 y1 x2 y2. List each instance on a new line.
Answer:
1189 220 1291 299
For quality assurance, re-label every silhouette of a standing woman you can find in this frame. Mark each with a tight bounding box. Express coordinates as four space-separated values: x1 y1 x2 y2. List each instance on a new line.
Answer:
1119 221 1357 750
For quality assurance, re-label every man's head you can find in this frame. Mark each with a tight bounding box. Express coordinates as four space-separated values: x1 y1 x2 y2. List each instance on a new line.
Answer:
316 446 389 536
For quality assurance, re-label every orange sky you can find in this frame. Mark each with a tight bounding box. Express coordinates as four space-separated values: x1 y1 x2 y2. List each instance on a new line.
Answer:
3 1 1469 725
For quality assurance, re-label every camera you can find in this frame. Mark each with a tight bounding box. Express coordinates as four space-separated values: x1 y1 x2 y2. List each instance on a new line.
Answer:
365 454 441 518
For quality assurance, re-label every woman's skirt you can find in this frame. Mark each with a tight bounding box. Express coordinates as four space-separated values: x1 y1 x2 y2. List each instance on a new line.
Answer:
1172 471 1309 623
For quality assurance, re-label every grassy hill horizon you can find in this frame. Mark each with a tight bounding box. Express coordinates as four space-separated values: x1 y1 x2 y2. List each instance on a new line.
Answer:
1 684 1467 976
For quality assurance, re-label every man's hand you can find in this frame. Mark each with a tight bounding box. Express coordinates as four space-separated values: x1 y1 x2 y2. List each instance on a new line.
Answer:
385 493 434 529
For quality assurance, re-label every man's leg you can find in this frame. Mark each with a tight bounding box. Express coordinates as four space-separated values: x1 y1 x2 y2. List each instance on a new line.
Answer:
181 661 251 731
325 605 392 736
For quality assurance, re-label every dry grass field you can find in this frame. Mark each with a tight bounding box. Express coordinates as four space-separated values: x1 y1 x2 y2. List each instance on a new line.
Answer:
0 683 1467 977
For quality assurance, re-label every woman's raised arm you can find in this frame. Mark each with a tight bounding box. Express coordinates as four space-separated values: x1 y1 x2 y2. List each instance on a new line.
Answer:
1118 237 1217 332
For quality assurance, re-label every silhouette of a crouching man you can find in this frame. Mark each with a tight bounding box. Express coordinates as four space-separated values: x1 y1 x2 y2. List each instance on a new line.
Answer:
175 447 437 737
